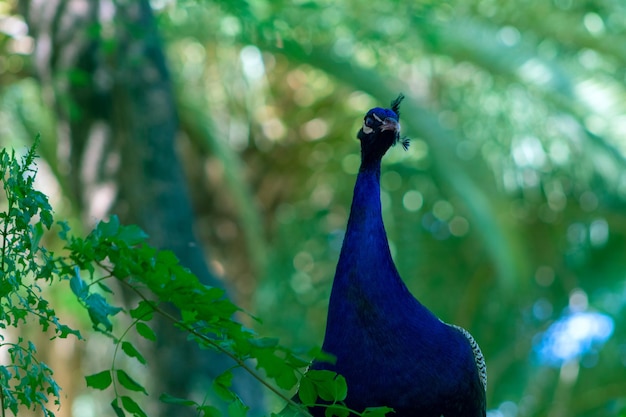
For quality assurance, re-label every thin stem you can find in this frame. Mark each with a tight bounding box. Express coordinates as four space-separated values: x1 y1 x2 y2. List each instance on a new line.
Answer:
109 311 152 398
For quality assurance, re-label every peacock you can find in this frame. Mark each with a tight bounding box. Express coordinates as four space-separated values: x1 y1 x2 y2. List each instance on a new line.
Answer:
304 95 487 417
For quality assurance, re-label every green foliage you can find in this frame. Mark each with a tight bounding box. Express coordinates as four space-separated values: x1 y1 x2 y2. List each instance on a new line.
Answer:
0 137 80 416
1 142 376 416
298 370 347 405
85 370 113 390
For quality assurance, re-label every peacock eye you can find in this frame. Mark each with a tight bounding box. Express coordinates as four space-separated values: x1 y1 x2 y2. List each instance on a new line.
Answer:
364 116 374 127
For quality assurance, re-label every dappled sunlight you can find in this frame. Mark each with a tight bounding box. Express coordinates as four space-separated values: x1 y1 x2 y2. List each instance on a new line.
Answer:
535 311 614 367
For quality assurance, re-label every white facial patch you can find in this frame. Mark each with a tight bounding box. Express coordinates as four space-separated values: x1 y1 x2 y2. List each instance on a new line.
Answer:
372 113 383 123
362 124 373 134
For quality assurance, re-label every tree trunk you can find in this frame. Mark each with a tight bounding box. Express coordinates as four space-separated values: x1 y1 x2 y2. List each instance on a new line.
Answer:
19 0 263 414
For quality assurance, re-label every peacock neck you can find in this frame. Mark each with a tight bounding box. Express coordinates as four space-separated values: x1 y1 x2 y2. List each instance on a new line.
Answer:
333 159 400 291
349 161 385 240
322 155 441 357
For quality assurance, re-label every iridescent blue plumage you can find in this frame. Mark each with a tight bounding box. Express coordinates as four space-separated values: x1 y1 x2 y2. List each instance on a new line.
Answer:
306 95 486 417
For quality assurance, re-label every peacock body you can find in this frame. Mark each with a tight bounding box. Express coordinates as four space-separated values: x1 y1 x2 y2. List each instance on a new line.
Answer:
306 95 487 417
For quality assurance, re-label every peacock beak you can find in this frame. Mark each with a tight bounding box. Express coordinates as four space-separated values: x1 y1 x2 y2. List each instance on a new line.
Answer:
380 118 400 133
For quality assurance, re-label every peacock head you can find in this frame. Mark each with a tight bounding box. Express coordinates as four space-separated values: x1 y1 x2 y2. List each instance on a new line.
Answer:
357 94 409 163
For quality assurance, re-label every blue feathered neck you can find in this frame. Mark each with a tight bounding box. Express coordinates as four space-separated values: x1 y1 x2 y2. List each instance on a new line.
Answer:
324 161 435 338
332 162 408 301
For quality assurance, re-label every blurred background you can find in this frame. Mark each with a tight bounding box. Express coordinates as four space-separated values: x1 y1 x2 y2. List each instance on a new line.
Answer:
1 0 626 416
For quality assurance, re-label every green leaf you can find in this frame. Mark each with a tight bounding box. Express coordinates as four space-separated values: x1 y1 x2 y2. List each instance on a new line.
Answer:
199 405 222 417
85 370 113 390
121 395 148 417
212 370 236 401
0 366 12 380
97 281 115 294
305 370 347 402
255 348 298 390
361 406 395 417
111 398 125 417
85 292 123 331
129 300 154 321
121 341 146 365
286 354 311 368
29 221 44 250
69 269 88 299
117 224 149 245
116 369 147 395
215 370 234 388
325 404 350 417
40 207 53 228
308 347 336 365
55 322 82 339
330 374 347 402
276 368 298 391
159 393 197 407
57 220 71 240
96 216 120 239
297 376 317 405
228 399 249 417
304 370 336 383
135 322 156 341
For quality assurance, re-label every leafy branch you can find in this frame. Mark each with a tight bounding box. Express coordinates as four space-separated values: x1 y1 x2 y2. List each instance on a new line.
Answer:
67 214 314 416
1 137 80 417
